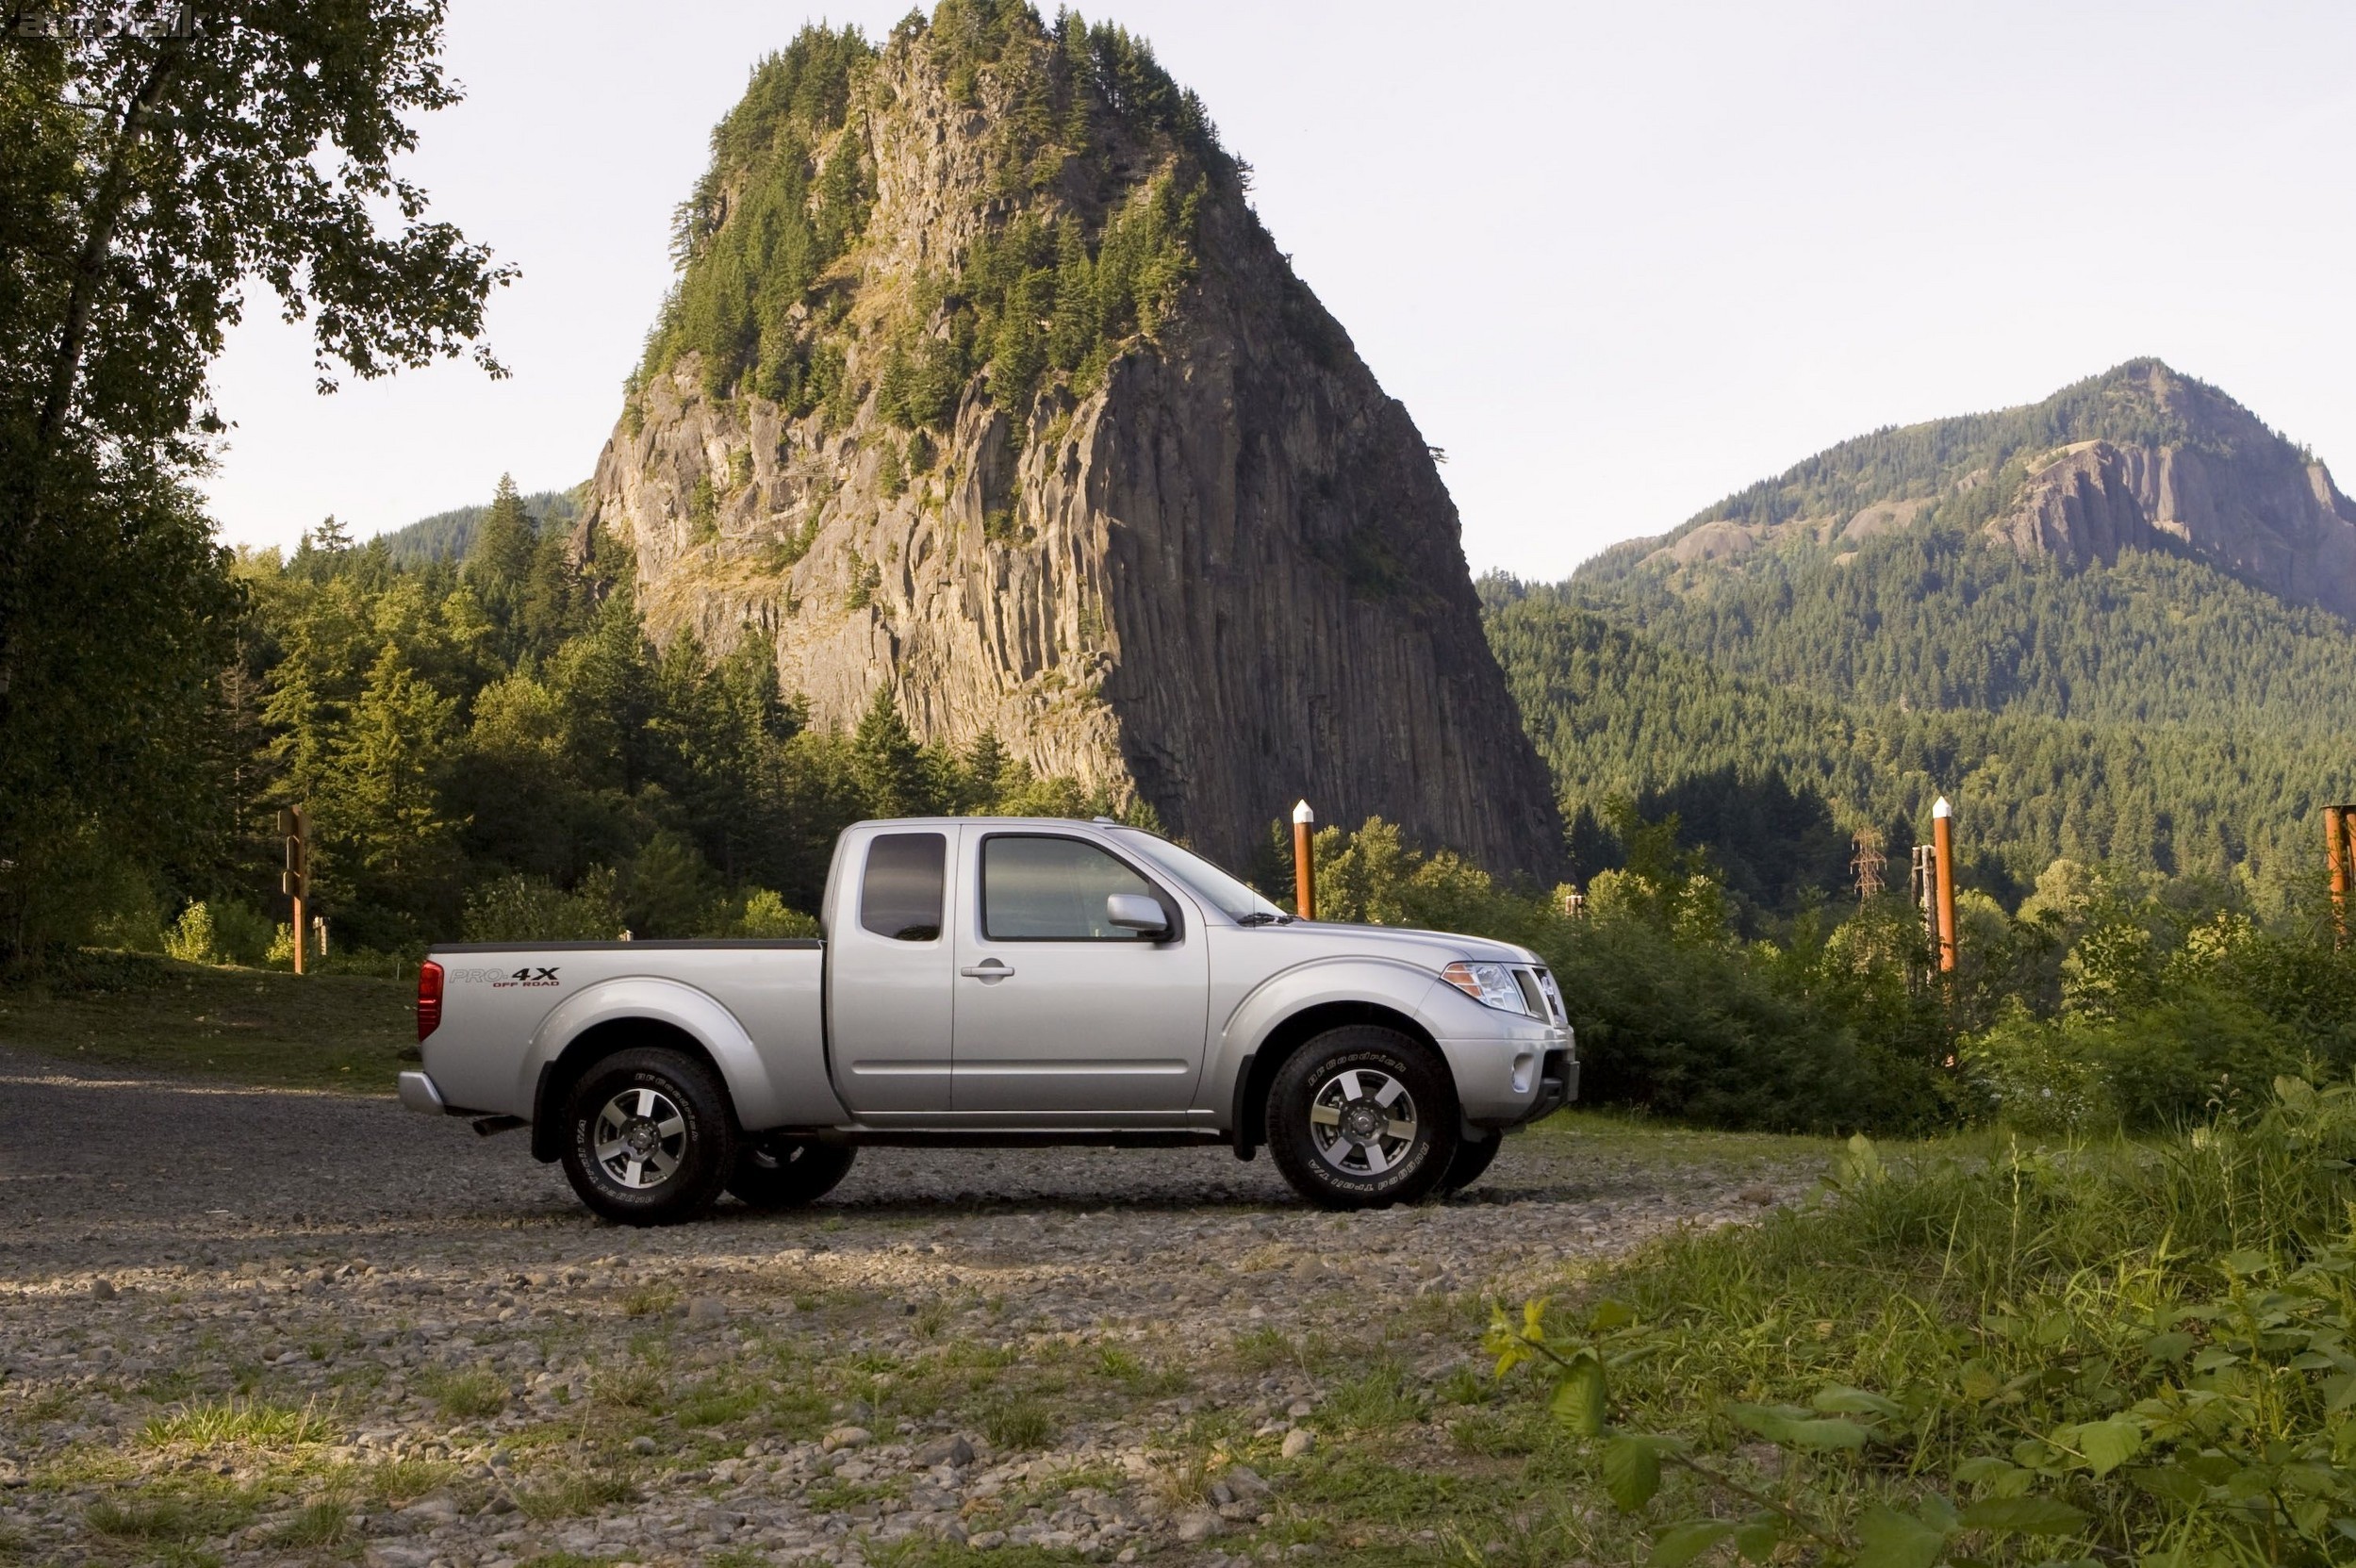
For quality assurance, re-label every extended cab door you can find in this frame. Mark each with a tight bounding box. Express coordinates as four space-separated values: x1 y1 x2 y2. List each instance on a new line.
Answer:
949 829 1211 1115
824 827 955 1115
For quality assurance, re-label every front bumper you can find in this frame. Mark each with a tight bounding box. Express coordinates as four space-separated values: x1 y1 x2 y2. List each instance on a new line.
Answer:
1443 1028 1579 1128
1528 1048 1579 1121
397 1070 449 1115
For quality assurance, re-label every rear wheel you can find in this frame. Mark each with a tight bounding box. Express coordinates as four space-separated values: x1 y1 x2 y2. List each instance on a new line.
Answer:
728 1134 856 1210
1438 1131 1504 1195
1266 1026 1458 1210
559 1048 736 1226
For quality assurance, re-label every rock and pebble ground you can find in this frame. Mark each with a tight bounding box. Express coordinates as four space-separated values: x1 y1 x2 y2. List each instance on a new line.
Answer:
0 1047 1821 1566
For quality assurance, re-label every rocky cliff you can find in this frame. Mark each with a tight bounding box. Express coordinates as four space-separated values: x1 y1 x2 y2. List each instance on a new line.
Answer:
580 7 1562 877
1986 370 2356 617
1590 360 2356 620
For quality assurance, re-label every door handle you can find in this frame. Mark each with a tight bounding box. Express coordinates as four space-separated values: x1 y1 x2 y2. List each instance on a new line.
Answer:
960 961 1014 980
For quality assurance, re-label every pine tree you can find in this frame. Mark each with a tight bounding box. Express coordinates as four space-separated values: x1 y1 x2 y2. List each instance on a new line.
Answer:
519 520 583 657
964 729 1009 809
319 643 462 928
852 685 929 817
466 475 536 651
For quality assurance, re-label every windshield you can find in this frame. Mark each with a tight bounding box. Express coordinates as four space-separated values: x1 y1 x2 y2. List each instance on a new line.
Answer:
1112 829 1289 923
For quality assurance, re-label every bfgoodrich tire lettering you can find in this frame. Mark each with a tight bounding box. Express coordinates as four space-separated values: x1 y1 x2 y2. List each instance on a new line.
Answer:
1266 1026 1458 1211
559 1048 735 1226
727 1134 856 1210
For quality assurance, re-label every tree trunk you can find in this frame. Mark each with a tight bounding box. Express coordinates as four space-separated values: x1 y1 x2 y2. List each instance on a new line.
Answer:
35 37 194 453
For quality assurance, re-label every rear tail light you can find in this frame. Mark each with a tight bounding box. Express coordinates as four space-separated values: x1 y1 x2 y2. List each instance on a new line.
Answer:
417 960 443 1041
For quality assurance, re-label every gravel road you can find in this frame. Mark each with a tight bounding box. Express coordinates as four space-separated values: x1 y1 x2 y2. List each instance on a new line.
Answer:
0 1047 1815 1567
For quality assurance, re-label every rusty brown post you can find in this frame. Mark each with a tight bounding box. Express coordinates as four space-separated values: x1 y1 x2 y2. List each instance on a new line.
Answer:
278 805 309 976
1932 797 1958 974
1292 800 1316 921
2329 804 2350 949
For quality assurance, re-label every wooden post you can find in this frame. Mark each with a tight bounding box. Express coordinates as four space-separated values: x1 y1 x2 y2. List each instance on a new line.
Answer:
279 805 308 975
1932 796 1958 974
2329 804 2349 949
1292 800 1316 921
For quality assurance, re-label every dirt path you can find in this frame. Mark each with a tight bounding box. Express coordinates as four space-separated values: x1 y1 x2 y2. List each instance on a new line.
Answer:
0 1047 1821 1567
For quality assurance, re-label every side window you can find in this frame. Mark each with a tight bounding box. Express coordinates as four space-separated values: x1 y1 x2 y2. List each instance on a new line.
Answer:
860 833 946 941
982 835 1163 942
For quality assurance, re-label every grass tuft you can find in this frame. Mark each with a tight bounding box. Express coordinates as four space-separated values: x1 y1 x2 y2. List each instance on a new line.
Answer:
85 1496 196 1541
515 1466 638 1521
421 1368 509 1420
140 1396 330 1450
591 1361 665 1411
981 1396 1054 1451
272 1500 351 1547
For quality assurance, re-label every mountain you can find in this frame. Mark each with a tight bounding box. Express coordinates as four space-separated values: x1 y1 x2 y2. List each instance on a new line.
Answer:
572 8 1562 879
1489 362 2356 900
1586 360 2356 619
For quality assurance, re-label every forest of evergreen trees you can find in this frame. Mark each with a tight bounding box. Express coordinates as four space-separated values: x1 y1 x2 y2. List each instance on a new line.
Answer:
1487 525 2356 914
86 478 1144 967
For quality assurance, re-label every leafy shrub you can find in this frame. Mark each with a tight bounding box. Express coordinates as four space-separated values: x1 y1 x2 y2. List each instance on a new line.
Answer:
161 900 218 965
718 888 820 938
161 900 275 966
1963 990 2301 1131
462 868 624 943
1289 816 1948 1133
626 833 715 938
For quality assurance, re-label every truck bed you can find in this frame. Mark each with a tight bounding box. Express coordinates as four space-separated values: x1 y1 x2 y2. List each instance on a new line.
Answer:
422 939 832 1130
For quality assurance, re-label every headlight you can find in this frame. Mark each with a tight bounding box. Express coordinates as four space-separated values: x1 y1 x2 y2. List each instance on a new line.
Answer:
1440 961 1533 1015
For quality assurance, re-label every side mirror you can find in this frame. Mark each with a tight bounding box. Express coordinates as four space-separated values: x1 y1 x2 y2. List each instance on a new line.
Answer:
1106 893 1169 936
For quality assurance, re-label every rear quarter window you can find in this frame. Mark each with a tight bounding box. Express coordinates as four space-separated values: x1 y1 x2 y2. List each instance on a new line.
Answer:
861 833 946 941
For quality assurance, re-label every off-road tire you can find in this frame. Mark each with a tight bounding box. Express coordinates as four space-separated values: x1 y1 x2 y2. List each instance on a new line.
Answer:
559 1048 736 1226
728 1134 856 1210
1437 1131 1505 1195
1266 1026 1458 1210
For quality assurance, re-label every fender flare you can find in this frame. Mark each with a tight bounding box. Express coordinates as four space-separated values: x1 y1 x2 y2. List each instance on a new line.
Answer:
1208 957 1444 1150
520 977 794 1150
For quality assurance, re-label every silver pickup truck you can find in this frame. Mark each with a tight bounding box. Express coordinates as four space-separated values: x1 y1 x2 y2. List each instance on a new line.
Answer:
401 817 1576 1223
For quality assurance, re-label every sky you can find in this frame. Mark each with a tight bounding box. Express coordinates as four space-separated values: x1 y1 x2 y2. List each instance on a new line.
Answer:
200 0 2356 582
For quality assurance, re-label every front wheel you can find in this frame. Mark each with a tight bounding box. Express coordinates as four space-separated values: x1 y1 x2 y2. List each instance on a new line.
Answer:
559 1048 736 1226
1266 1026 1458 1211
728 1134 856 1210
1437 1131 1504 1195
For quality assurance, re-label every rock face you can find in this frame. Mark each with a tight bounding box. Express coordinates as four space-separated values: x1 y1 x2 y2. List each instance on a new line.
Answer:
581 9 1561 877
1988 395 2356 619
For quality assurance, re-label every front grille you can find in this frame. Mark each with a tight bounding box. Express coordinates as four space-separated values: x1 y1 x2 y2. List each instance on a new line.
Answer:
1532 968 1567 1024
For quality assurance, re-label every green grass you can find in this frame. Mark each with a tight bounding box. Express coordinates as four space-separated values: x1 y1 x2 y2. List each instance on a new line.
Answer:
672 1375 764 1429
981 1396 1055 1451
86 1496 198 1541
0 951 415 1093
590 1361 665 1411
140 1397 333 1450
1523 1105 1841 1166
421 1368 509 1420
271 1499 351 1547
514 1466 638 1521
357 1457 460 1508
1485 1077 2356 1567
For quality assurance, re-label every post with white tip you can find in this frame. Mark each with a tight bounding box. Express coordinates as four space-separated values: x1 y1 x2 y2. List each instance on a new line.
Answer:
1292 800 1316 921
1932 796 1958 975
